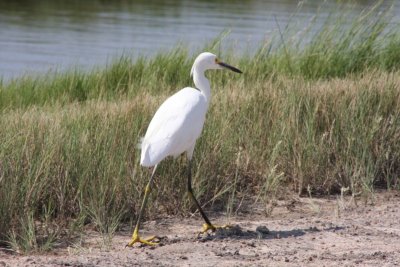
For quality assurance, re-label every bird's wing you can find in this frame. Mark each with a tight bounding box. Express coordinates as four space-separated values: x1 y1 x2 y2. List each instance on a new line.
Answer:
140 87 207 166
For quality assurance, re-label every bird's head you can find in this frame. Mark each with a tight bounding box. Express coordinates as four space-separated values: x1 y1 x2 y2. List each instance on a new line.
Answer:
191 52 242 76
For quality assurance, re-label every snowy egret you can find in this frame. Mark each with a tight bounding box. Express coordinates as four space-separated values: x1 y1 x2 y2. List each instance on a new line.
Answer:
127 52 242 247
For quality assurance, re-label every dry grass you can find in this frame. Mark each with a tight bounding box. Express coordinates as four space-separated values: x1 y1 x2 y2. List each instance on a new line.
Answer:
1 69 399 252
1 3 400 251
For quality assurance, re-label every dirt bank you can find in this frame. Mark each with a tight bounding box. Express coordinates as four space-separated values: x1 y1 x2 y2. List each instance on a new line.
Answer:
1 191 399 266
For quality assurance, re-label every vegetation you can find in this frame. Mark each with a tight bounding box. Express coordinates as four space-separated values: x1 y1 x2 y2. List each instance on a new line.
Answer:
0 3 399 252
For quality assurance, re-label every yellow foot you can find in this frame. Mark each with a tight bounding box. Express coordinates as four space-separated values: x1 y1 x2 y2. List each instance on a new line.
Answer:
126 234 158 247
199 223 231 235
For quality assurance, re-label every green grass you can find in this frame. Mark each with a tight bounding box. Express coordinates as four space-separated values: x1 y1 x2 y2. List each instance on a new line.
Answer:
1 3 400 252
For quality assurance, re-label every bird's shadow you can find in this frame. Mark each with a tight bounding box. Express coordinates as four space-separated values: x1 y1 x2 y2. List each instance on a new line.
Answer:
192 224 345 242
153 223 346 246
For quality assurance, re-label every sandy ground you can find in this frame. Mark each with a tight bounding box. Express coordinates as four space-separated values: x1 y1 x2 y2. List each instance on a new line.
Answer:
1 191 400 267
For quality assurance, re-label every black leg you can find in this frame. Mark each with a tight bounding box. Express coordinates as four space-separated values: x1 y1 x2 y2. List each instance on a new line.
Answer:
187 160 213 226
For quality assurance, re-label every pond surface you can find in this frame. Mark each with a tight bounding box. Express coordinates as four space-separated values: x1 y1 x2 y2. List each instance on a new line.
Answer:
0 0 398 80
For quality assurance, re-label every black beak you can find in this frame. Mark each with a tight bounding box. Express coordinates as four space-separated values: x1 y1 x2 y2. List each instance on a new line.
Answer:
218 61 242 74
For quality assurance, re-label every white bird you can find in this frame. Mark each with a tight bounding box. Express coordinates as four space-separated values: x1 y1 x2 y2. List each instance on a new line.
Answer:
127 52 242 247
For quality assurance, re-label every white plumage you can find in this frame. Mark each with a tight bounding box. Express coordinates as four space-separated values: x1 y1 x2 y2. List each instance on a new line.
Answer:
140 52 241 167
140 87 207 167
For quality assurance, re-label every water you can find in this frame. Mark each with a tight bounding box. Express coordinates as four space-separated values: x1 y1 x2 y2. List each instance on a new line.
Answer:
0 0 398 80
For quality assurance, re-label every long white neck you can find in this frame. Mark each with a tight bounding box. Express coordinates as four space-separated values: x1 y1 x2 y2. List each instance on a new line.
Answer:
192 66 211 104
